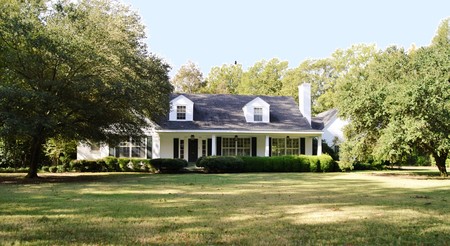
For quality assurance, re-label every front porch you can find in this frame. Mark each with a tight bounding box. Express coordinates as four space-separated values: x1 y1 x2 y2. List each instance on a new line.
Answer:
154 131 323 162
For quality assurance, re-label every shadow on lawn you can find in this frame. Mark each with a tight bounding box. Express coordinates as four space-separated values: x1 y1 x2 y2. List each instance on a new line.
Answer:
0 172 449 245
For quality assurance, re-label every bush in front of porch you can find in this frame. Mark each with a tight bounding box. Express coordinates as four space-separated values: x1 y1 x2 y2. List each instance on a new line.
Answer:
197 154 337 173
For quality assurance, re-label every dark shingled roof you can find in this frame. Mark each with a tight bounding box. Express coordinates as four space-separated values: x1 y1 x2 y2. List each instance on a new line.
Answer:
155 93 322 132
311 108 338 130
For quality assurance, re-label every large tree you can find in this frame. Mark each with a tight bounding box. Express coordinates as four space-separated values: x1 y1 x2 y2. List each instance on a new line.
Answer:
204 63 243 94
337 20 450 176
0 0 172 178
238 58 288 96
280 44 377 114
171 61 204 93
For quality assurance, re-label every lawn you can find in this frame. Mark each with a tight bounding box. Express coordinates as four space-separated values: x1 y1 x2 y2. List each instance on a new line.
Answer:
1 168 449 245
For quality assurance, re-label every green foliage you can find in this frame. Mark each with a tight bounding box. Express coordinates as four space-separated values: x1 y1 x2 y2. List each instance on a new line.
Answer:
336 21 450 176
198 155 335 173
104 157 120 172
0 0 172 177
150 158 188 173
70 160 106 172
196 156 244 173
43 137 77 166
238 58 288 96
204 63 243 94
318 154 336 172
171 61 205 93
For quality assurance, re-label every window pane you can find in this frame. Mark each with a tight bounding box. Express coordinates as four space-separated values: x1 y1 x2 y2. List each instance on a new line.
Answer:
179 140 184 159
177 105 186 120
254 107 263 121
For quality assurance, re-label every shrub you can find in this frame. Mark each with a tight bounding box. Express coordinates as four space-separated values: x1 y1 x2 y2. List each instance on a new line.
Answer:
337 160 354 172
49 166 58 173
294 156 311 172
240 156 268 172
117 158 134 172
150 158 187 173
196 156 243 173
319 154 336 172
56 164 67 173
130 159 151 172
104 157 120 172
0 167 28 173
309 156 320 172
41 166 50 172
70 160 106 172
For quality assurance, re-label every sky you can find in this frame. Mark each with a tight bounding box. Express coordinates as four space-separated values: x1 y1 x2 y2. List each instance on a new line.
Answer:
123 0 449 77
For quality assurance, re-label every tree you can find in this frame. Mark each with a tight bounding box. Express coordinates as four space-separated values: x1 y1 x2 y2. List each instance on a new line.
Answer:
238 58 288 95
0 0 172 178
204 63 243 94
281 44 377 114
171 61 204 93
336 19 450 176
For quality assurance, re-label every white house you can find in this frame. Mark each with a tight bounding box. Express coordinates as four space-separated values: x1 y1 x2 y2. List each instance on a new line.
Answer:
77 83 328 161
312 108 349 152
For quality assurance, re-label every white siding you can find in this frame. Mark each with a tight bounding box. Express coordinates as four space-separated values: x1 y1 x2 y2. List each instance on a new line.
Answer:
169 95 194 121
322 117 349 146
242 97 270 123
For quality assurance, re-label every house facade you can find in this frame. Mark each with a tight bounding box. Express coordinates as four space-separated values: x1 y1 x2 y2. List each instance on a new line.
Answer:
77 83 325 162
312 108 348 152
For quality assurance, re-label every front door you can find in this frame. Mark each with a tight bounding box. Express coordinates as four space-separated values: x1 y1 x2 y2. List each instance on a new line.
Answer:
188 139 198 162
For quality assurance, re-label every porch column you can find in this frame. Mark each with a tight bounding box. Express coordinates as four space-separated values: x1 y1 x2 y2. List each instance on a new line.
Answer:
152 133 160 158
317 136 322 156
305 137 313 155
265 135 270 157
211 134 217 156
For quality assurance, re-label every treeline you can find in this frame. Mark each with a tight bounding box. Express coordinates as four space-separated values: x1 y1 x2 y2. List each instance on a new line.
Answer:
171 44 377 115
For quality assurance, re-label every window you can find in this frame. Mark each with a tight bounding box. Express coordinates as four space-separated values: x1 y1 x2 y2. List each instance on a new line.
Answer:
131 138 146 158
271 138 285 156
202 140 207 157
271 138 300 156
254 107 263 122
109 137 151 159
179 139 185 159
117 141 130 158
222 137 251 156
286 138 300 156
177 105 186 120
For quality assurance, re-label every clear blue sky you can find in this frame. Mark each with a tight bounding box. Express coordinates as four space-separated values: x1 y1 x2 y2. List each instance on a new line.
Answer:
124 0 449 77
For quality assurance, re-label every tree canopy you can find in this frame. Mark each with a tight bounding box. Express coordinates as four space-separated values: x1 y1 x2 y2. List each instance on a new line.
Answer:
171 61 204 93
336 19 450 176
0 0 172 177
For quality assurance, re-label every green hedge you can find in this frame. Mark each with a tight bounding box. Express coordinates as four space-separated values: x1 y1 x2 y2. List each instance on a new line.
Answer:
150 158 188 173
68 158 152 172
197 154 336 173
196 156 244 173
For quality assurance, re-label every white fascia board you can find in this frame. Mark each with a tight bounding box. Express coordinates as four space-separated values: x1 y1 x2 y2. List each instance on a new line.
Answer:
156 129 323 136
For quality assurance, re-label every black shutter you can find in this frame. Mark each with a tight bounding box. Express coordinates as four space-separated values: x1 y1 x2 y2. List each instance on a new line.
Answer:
251 137 257 156
269 137 272 157
216 137 222 156
207 138 212 156
300 138 305 155
173 138 179 158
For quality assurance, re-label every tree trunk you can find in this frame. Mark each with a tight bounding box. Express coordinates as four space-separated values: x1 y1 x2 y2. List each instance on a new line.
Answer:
433 152 448 177
25 136 44 179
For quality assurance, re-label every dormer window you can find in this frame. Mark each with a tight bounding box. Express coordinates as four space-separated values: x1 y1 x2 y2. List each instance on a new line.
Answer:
177 105 186 120
254 107 263 122
242 97 270 123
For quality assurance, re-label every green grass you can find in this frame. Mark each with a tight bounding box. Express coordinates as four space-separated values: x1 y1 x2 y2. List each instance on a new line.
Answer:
1 168 449 245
